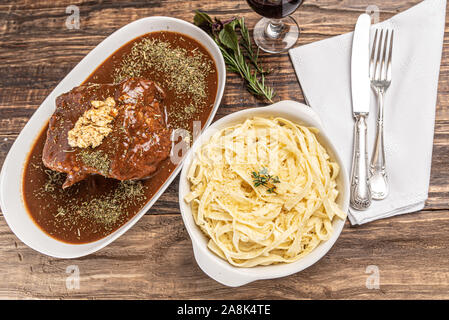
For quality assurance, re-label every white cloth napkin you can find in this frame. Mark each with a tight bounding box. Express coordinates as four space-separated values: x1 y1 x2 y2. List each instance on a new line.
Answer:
289 0 446 225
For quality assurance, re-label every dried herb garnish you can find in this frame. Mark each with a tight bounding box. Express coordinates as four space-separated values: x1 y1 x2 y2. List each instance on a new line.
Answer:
54 180 147 234
78 150 110 176
252 167 280 193
194 10 276 102
42 169 65 193
114 37 213 115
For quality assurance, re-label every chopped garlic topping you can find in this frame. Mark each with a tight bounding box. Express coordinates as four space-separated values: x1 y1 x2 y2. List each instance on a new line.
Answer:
68 97 118 149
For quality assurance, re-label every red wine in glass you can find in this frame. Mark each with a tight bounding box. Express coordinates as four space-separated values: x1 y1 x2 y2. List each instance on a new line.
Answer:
247 0 303 19
246 0 304 53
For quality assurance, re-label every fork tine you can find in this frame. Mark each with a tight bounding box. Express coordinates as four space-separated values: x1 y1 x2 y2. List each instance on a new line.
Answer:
370 29 378 79
374 29 384 81
386 29 394 81
380 29 389 81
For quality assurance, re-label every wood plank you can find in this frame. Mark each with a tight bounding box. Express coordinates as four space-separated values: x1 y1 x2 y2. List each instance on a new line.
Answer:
0 1 447 212
0 119 448 213
0 0 448 132
1 210 449 299
0 0 447 122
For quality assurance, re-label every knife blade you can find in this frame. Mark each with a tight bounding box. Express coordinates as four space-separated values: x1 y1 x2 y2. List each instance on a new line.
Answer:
351 14 371 114
350 13 372 210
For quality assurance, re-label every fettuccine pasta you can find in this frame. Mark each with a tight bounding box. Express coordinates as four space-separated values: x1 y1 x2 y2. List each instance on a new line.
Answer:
184 117 346 267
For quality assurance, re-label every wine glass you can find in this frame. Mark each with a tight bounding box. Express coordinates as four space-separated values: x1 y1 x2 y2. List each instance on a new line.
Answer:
246 0 303 53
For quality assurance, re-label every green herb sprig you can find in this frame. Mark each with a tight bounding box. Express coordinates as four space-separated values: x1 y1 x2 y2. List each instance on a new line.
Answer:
251 167 280 193
194 10 276 102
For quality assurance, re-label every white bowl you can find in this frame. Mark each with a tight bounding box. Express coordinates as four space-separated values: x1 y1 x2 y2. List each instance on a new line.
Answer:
0 17 226 258
179 100 349 287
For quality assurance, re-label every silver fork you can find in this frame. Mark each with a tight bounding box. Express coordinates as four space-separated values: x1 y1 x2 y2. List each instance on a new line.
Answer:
369 28 394 200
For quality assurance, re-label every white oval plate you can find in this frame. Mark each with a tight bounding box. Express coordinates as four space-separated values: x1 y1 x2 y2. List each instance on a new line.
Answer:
179 100 349 287
0 17 226 258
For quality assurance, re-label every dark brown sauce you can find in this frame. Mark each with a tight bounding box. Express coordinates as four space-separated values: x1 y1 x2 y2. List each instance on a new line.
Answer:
22 31 218 244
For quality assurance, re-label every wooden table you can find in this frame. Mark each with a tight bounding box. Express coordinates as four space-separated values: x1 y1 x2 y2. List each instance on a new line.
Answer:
0 0 448 300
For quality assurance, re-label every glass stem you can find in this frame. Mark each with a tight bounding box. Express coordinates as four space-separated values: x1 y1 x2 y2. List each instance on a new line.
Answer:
265 19 284 39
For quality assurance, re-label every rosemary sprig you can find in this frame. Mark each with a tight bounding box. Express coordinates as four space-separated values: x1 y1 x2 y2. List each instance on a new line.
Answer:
238 17 266 74
251 167 280 193
194 11 276 103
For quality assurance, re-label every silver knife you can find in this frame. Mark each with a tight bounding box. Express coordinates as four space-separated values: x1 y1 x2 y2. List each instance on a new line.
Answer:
350 14 372 210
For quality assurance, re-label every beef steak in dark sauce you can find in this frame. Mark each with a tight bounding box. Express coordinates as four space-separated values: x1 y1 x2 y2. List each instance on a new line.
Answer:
42 77 172 188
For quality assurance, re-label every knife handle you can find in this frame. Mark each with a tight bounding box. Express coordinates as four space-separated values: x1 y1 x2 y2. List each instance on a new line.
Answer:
350 114 372 210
